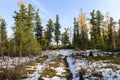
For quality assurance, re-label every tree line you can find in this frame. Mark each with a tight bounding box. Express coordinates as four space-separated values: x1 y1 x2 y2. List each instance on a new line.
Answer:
0 4 63 57
73 10 120 51
0 4 120 57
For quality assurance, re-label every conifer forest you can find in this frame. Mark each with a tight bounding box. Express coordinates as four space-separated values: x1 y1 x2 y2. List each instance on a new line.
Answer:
0 1 120 80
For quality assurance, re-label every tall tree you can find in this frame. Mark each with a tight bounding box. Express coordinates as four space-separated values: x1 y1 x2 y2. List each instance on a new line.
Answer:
35 9 43 45
0 19 8 57
26 4 41 54
13 4 26 57
96 10 104 49
117 19 120 50
90 10 104 49
102 13 110 50
107 17 114 51
61 28 69 47
96 10 103 37
72 17 79 48
112 19 117 51
41 29 48 50
54 14 61 47
13 4 41 56
46 18 54 47
8 38 16 56
78 11 89 50
90 10 97 49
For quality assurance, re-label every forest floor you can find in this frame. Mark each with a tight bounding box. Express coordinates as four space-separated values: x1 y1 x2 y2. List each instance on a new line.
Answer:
0 49 120 80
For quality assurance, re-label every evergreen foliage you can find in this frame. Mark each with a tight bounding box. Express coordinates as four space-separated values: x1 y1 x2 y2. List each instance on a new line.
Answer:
1 4 120 56
35 9 43 45
61 28 69 47
46 19 54 47
54 15 61 47
13 4 41 56
0 19 8 57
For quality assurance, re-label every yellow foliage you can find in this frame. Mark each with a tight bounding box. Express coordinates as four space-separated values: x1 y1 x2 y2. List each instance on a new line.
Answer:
78 13 87 31
103 22 109 36
103 12 110 37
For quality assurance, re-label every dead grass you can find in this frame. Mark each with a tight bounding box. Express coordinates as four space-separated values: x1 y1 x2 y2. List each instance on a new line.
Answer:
40 57 72 79
0 63 26 80
87 55 120 64
49 57 66 68
52 58 62 63
27 70 36 74
26 60 36 66
36 58 46 64
49 63 60 68
92 72 103 78
0 59 38 80
41 68 56 78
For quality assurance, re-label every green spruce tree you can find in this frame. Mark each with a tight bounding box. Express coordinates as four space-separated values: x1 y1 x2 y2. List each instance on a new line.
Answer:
13 4 41 56
96 10 104 49
90 10 97 49
0 19 8 57
72 17 79 49
107 17 114 51
117 19 120 50
54 14 61 47
61 28 69 47
46 18 54 47
13 4 26 56
35 9 43 45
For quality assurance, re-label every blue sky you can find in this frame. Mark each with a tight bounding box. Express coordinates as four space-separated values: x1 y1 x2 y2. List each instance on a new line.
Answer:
0 0 120 37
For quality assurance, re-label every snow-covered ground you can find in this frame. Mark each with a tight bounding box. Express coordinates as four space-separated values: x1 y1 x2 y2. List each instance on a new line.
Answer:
72 51 120 80
67 57 79 80
0 49 120 80
0 57 30 68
